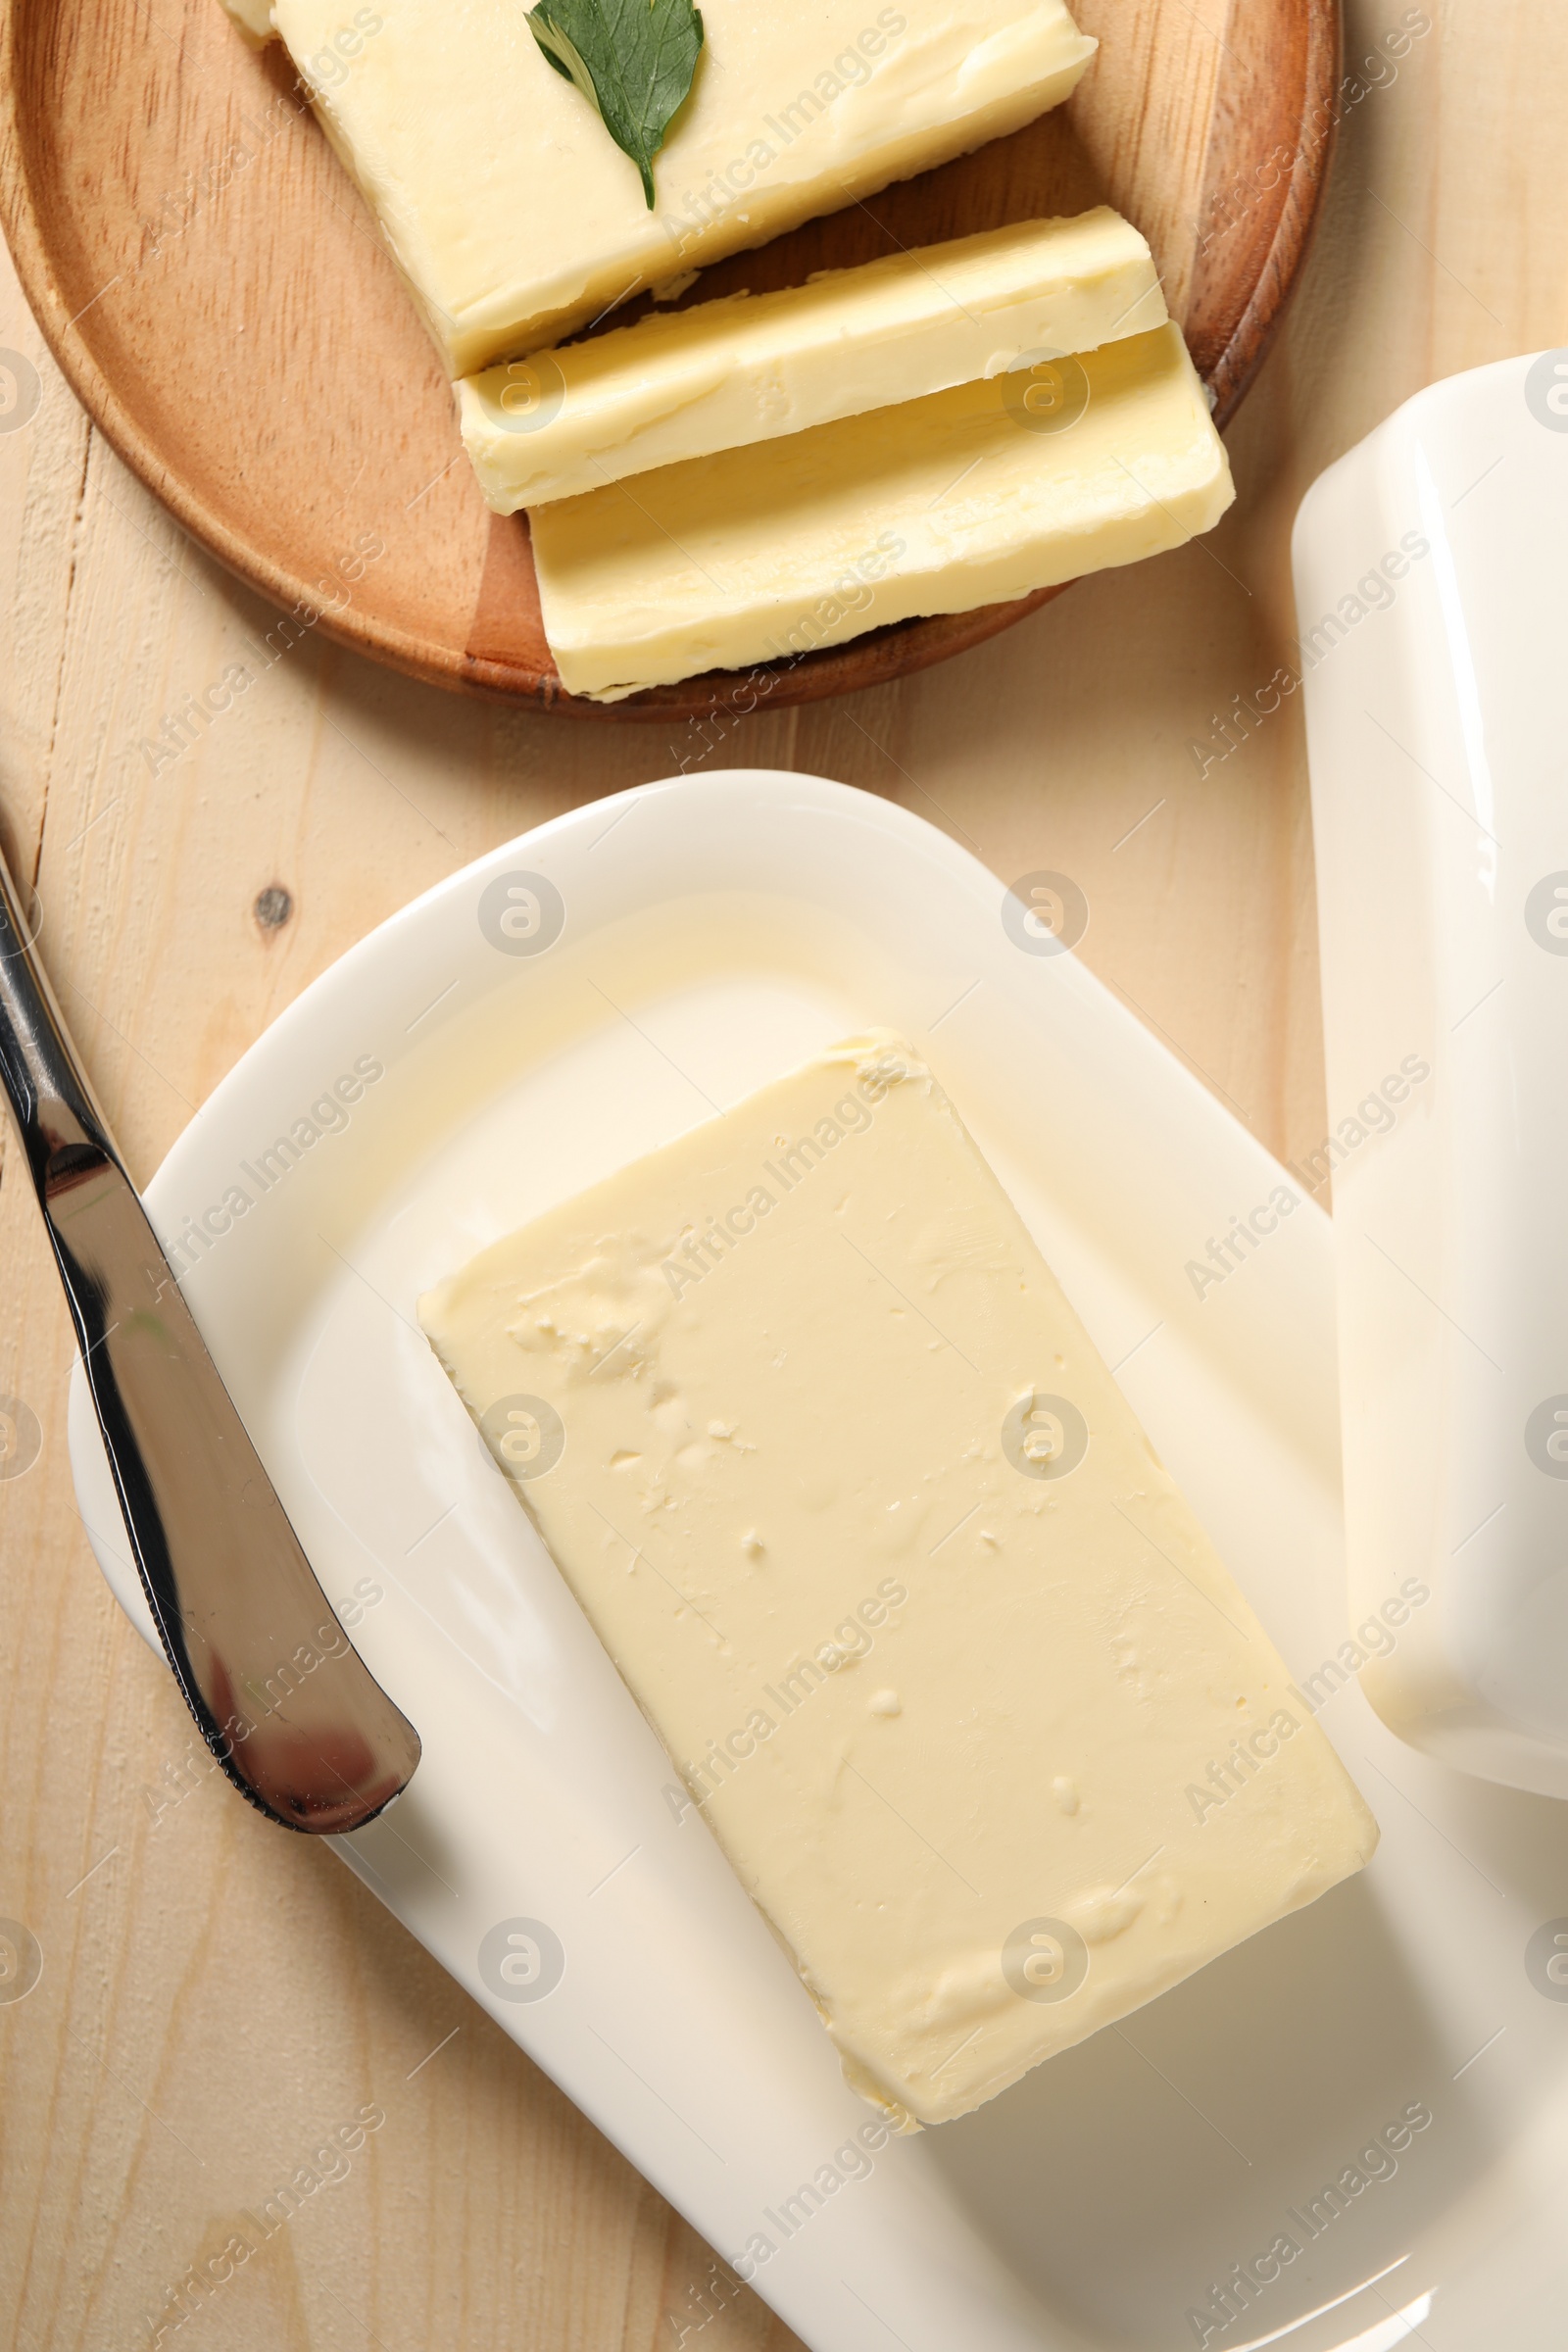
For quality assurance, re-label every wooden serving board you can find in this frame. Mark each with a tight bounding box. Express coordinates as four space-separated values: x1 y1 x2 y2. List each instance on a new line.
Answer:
0 0 1338 720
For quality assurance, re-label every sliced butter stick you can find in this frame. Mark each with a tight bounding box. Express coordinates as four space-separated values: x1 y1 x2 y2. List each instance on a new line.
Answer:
220 0 273 43
529 321 1233 700
418 1038 1378 2129
235 0 1096 376
461 210 1167 512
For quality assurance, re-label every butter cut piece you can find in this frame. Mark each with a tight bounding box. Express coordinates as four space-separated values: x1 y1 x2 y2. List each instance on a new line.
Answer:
220 0 274 42
418 1038 1378 2129
461 210 1167 512
240 0 1097 376
529 320 1234 699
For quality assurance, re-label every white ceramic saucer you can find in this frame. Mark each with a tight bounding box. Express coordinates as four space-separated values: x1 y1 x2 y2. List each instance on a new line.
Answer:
70 773 1568 2352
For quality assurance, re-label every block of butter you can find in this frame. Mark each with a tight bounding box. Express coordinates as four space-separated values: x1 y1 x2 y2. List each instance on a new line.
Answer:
461 210 1167 512
419 1038 1377 2128
229 0 1098 376
528 319 1235 699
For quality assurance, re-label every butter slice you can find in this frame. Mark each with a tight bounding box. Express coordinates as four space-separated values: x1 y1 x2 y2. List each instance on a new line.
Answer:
461 210 1166 512
419 1040 1377 2128
222 0 273 42
529 320 1234 699
240 0 1097 376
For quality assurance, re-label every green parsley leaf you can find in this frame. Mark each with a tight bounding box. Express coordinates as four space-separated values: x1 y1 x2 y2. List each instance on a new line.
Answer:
527 0 705 211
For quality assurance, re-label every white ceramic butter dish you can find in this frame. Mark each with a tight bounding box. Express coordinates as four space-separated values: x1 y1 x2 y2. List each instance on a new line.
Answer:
1296 351 1568 1799
69 773 1568 2350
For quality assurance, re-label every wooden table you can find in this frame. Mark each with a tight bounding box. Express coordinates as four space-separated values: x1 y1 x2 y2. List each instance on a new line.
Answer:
1 4 1560 2343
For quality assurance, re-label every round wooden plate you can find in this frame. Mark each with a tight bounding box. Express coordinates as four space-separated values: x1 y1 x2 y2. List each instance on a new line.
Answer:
0 0 1338 721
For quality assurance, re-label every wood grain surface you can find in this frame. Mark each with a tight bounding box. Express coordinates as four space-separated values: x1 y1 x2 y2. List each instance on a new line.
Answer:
0 0 1336 715
2 2 1564 2346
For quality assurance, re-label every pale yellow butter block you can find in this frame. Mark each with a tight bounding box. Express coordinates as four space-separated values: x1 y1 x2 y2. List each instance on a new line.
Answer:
228 0 1097 375
418 1039 1378 2128
461 209 1167 511
528 320 1234 699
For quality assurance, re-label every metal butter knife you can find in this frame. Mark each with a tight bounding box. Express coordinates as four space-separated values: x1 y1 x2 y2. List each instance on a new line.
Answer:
0 844 420 1834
